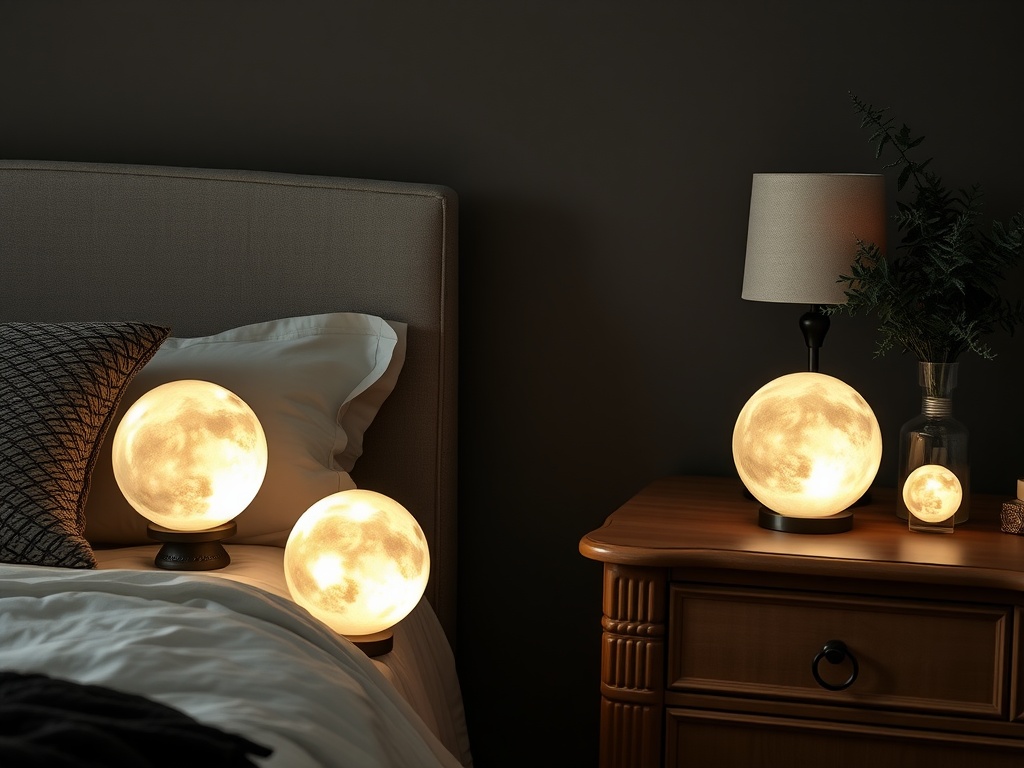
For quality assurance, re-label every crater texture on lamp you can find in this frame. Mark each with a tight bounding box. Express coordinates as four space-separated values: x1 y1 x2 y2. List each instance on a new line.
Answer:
903 464 962 523
112 379 268 531
733 372 882 517
284 489 430 638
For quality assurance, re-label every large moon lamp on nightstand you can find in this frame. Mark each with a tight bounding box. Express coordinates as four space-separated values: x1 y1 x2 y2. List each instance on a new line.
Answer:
111 379 268 570
733 371 883 534
284 489 431 657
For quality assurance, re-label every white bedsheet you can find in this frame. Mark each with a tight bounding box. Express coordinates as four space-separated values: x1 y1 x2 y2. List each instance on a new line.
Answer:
0 562 464 768
91 544 473 766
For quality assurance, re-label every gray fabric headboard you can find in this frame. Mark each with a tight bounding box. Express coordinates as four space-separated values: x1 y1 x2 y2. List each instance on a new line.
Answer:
0 159 458 645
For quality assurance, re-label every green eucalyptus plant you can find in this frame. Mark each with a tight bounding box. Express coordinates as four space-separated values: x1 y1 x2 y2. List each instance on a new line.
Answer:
828 94 1024 363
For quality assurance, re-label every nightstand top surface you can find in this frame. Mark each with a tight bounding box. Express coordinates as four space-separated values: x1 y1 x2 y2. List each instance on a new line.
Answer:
580 475 1024 591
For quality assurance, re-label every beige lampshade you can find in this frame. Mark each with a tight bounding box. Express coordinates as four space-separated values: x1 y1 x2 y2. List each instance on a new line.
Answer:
742 173 887 305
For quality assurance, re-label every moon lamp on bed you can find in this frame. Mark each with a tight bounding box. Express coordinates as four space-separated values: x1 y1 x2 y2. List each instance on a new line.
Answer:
111 379 268 571
733 371 882 534
284 489 431 657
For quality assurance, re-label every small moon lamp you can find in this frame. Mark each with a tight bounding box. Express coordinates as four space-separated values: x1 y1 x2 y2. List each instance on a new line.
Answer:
733 371 882 534
284 489 431 656
112 379 268 570
903 464 962 530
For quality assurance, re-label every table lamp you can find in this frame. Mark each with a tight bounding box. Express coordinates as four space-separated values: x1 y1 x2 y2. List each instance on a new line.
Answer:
284 489 430 657
742 173 886 371
733 371 882 533
903 464 961 533
111 379 268 570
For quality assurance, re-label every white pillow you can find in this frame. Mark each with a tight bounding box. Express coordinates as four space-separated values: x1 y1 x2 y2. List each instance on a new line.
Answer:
84 313 406 547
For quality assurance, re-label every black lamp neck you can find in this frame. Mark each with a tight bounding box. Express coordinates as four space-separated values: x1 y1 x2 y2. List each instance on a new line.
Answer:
798 305 830 373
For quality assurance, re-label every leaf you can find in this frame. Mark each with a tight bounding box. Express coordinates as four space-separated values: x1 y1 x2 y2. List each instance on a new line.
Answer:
897 164 913 192
847 95 1024 361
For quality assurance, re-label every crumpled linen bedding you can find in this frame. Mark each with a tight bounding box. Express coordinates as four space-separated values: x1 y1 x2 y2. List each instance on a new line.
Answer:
91 544 474 766
0 565 462 768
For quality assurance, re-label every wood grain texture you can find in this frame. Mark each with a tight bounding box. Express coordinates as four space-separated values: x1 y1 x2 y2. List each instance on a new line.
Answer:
580 475 1024 588
665 709 1024 768
580 475 1024 768
668 584 1008 717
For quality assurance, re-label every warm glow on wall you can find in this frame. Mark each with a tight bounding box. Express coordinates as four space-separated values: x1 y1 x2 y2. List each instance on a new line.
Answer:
284 489 430 654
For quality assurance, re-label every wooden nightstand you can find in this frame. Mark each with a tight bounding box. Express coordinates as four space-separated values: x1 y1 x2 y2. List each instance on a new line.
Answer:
579 475 1024 768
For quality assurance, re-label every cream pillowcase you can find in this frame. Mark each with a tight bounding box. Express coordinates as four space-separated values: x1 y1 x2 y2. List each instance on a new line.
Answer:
84 313 406 547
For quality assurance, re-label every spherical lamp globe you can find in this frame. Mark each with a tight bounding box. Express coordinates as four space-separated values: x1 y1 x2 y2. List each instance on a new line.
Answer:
112 379 268 532
903 464 962 524
284 489 430 655
733 371 882 532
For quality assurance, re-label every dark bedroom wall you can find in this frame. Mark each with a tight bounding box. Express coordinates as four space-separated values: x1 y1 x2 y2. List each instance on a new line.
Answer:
4 2 1023 766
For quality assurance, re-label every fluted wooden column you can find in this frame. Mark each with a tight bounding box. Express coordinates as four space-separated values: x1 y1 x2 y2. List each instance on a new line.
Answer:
599 562 667 768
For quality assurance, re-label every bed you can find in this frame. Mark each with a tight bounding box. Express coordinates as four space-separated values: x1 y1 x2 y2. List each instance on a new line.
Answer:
0 160 470 767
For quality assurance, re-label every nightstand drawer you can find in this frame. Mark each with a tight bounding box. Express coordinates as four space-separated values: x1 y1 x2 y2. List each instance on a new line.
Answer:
667 584 1011 718
665 708 1024 768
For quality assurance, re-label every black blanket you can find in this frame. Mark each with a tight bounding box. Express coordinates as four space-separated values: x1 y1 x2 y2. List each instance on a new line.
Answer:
0 671 273 767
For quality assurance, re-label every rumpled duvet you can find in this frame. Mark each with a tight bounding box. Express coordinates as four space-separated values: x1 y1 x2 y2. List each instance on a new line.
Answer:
0 565 462 768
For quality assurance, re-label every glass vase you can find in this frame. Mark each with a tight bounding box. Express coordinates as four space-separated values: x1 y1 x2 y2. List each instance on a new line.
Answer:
896 362 970 524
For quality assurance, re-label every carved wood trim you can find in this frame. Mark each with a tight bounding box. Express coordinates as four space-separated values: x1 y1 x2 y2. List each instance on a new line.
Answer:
583 476 1024 767
598 563 667 768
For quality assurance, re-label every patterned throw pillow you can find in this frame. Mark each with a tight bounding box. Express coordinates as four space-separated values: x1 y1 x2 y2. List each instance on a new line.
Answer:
0 322 169 568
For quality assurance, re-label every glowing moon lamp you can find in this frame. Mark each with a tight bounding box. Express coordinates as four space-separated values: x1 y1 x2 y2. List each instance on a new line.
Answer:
733 371 882 534
284 489 430 657
903 464 962 526
112 379 268 570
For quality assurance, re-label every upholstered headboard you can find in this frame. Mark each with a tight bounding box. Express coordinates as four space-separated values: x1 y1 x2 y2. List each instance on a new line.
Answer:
0 159 458 644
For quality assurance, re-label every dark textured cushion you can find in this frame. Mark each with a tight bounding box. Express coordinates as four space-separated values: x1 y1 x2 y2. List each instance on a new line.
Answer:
0 671 273 767
0 322 169 568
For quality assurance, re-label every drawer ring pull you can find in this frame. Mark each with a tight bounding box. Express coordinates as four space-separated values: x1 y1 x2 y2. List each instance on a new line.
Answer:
811 639 859 691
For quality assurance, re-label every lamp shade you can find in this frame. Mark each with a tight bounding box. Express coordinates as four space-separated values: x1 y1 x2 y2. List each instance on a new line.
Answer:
742 173 887 305
111 379 268 531
284 489 430 639
733 371 882 518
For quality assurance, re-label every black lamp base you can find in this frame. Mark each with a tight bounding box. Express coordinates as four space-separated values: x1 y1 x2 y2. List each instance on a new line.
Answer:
147 521 237 570
757 507 852 534
346 628 394 657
